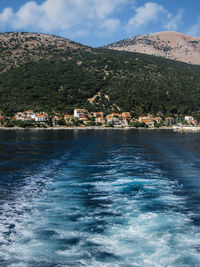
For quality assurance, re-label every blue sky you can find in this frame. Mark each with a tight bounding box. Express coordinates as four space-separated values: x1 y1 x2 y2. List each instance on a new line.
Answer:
0 0 200 47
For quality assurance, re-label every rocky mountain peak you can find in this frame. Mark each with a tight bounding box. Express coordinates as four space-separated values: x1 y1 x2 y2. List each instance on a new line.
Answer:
106 31 200 64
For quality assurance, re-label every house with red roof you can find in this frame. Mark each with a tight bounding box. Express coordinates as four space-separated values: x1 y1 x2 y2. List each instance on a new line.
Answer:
95 117 105 124
35 113 48 122
142 119 154 128
64 114 74 124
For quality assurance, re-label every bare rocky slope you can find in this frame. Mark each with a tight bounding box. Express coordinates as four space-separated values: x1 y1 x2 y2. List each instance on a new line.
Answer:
105 31 200 65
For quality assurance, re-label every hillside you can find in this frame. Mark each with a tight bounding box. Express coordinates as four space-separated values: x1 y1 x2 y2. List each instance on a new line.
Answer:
0 32 90 73
1 32 200 117
105 31 200 65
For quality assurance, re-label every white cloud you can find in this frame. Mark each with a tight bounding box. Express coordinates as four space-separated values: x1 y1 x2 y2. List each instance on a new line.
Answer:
14 1 42 29
126 2 183 35
0 0 184 44
0 0 128 37
187 16 200 36
100 18 121 33
94 0 129 19
164 9 183 31
0 7 13 25
127 2 167 29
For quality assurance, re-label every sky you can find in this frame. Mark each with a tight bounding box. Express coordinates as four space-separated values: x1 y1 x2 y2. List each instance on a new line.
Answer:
0 0 200 47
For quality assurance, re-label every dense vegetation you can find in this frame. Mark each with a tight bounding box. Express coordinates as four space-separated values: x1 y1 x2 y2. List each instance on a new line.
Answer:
1 32 200 117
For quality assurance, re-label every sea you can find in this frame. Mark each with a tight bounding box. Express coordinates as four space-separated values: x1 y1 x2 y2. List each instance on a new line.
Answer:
0 129 200 267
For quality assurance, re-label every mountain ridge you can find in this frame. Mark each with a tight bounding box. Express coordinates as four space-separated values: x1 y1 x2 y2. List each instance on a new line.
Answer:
105 31 200 65
1 31 200 117
0 32 91 73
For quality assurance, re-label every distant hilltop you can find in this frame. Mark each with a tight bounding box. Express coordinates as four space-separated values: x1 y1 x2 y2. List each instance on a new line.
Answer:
1 31 200 68
0 32 90 73
105 31 200 65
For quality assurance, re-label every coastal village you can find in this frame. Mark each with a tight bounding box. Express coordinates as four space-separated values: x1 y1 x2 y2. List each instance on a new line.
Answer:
0 108 198 129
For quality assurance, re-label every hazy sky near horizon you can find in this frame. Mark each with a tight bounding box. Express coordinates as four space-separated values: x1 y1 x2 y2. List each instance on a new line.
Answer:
0 0 200 46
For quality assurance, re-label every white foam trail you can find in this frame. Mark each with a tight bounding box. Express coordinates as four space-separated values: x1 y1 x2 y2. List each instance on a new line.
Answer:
0 154 69 265
1 145 200 266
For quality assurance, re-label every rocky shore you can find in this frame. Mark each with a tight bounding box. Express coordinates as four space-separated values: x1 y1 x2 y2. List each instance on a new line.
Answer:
173 126 200 132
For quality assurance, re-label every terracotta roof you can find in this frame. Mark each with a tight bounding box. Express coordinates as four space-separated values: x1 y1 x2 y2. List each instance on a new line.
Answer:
25 110 34 112
143 120 154 123
106 115 113 119
75 109 86 112
140 116 149 118
37 114 46 117
122 112 130 116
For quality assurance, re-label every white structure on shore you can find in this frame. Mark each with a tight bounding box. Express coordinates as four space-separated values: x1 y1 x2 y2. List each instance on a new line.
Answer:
74 109 87 119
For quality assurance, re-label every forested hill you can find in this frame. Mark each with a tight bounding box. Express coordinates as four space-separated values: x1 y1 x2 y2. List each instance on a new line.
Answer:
1 32 200 117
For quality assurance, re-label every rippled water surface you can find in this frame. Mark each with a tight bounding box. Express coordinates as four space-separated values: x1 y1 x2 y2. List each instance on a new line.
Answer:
0 129 200 266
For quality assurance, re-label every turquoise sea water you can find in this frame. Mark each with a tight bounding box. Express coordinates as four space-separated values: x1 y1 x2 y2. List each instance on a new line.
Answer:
0 129 200 266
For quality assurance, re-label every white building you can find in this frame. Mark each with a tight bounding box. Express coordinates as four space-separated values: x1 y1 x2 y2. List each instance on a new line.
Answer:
15 110 36 121
35 114 48 122
185 115 194 122
74 109 87 119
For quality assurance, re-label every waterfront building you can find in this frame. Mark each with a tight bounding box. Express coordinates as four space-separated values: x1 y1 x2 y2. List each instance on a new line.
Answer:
64 114 73 124
164 117 174 126
74 109 87 119
35 113 48 122
142 119 154 127
95 117 105 124
185 115 194 122
121 112 131 119
151 117 162 124
139 116 150 122
24 110 36 120
106 115 121 125
15 110 37 121
121 119 129 126
106 115 113 123
111 113 121 118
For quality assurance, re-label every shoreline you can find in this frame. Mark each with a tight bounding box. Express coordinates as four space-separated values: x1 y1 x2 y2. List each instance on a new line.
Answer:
173 126 200 132
0 126 173 130
1 126 199 133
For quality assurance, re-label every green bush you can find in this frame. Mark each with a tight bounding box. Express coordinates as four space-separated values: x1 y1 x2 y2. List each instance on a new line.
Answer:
4 121 15 127
57 119 66 126
131 121 146 128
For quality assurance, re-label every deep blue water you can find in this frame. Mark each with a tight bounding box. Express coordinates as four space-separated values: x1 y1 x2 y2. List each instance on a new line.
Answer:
0 129 200 266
